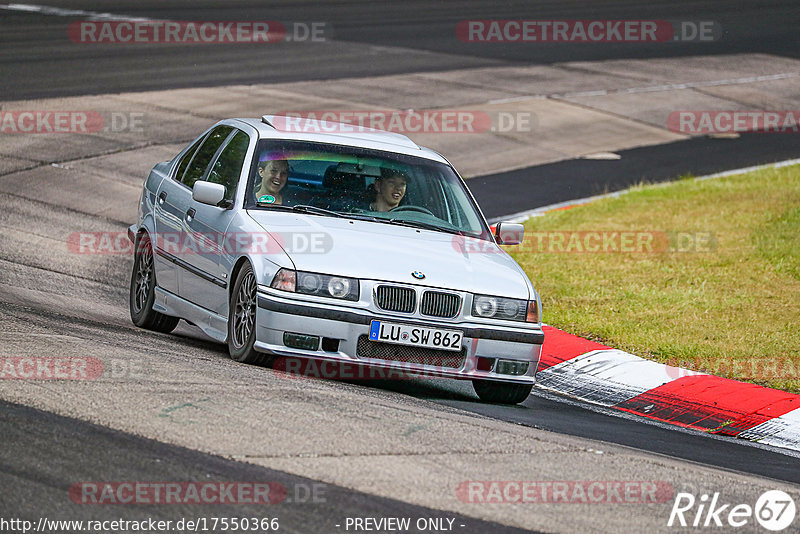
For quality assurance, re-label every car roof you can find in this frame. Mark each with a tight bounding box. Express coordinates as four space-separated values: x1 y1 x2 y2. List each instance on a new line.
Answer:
230 116 450 165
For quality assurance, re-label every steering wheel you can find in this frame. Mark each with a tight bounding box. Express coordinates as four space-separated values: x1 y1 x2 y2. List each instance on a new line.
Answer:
389 205 434 216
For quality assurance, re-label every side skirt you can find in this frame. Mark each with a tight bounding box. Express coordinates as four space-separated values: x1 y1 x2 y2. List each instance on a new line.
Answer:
153 286 228 342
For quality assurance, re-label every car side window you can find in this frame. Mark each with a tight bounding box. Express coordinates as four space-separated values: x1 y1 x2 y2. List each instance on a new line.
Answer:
181 125 234 189
174 136 205 183
207 130 250 202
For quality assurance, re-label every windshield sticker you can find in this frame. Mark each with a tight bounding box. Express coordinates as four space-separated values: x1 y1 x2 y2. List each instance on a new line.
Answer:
258 195 276 204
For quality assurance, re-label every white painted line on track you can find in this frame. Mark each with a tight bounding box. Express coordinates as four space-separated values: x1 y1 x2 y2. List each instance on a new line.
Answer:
0 3 159 21
492 191 626 224
552 72 800 99
581 152 621 160
492 156 800 223
488 73 800 103
487 95 545 105
694 157 800 181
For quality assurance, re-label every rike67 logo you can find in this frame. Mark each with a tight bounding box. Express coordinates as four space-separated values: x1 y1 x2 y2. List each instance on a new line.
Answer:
668 490 796 531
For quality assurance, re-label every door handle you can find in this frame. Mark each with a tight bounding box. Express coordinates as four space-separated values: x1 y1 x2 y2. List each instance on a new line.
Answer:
158 191 167 204
186 208 196 220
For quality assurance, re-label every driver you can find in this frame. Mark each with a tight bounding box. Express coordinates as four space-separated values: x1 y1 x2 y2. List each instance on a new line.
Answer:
369 169 407 211
255 159 289 204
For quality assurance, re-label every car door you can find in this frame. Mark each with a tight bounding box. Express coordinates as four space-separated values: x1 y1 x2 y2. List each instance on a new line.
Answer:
180 128 250 316
154 125 233 307
152 133 207 295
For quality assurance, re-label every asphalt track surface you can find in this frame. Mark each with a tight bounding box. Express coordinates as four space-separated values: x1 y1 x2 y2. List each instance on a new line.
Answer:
2 1 800 532
2 0 800 100
0 400 534 534
473 132 800 220
345 379 800 485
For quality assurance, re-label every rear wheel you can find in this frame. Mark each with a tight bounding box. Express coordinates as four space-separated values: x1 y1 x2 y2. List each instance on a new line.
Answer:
129 233 179 333
228 263 273 366
472 379 533 405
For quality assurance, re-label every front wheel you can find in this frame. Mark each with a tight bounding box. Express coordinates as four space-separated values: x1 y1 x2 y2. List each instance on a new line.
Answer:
129 233 179 333
227 263 273 366
472 379 533 405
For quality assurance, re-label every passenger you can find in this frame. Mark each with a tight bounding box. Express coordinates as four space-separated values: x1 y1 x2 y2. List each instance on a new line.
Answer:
255 159 289 204
368 169 407 211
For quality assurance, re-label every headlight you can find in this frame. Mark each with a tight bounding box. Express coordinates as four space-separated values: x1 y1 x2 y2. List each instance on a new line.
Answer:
327 277 353 298
298 272 321 292
271 269 359 301
472 294 535 322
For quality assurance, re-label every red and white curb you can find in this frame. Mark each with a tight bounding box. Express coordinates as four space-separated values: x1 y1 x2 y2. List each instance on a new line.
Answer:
537 325 800 453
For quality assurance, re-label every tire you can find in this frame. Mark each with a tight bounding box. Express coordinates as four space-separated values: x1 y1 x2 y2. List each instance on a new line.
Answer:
129 233 179 333
227 262 273 366
472 379 533 405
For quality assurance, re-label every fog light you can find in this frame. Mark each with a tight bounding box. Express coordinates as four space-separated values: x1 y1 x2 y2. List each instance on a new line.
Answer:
283 332 320 351
321 337 340 352
476 357 495 372
495 360 529 376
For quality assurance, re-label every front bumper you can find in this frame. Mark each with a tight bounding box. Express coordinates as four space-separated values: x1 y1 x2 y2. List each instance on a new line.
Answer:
255 290 544 383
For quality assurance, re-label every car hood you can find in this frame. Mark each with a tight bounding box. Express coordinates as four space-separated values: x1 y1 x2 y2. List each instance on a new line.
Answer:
247 211 532 299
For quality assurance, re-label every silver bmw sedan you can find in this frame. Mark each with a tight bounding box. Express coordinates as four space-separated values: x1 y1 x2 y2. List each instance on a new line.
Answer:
128 115 543 404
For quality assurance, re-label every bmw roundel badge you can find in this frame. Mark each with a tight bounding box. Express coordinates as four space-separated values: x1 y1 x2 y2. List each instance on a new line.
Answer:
411 271 425 280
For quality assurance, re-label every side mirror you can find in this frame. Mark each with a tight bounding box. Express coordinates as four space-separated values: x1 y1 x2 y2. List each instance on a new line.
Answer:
494 222 524 245
192 181 227 207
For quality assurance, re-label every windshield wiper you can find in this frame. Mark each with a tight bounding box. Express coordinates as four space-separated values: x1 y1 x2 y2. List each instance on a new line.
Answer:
252 204 468 235
253 203 387 222
290 204 346 218
385 218 466 236
253 203 345 218
254 202 293 209
344 213 383 222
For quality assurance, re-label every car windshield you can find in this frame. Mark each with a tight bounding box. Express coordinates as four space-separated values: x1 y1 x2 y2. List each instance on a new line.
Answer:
245 139 491 239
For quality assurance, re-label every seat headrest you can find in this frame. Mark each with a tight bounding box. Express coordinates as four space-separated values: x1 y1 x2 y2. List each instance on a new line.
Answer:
322 165 367 191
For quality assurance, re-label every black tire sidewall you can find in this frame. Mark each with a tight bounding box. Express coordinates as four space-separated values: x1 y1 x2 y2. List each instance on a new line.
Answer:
129 233 156 326
228 263 257 361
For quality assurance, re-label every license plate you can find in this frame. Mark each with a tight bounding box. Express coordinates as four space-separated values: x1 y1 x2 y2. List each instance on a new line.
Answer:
369 320 463 352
